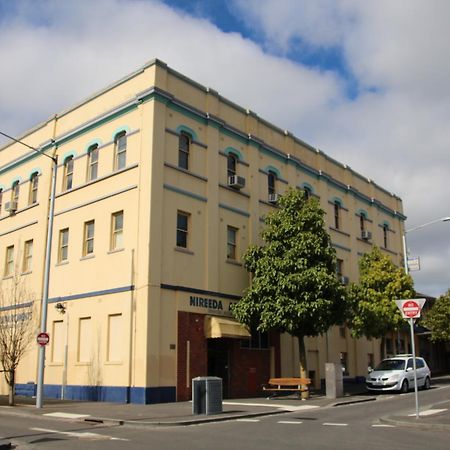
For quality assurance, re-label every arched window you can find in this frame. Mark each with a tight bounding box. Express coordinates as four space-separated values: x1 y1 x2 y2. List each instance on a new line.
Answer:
114 132 127 171
383 223 389 248
268 171 276 196
303 186 311 200
87 144 99 181
63 156 74 191
178 132 190 170
334 201 341 229
29 172 39 205
11 180 20 204
360 214 366 233
227 153 237 178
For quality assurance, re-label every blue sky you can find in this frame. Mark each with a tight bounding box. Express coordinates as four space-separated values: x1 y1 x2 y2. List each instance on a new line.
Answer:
0 0 449 296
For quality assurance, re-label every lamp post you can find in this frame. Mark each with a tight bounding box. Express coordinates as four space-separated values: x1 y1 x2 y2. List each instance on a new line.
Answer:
401 216 450 419
0 131 58 409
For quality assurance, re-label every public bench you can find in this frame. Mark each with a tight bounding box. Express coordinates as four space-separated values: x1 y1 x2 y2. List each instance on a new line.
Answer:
262 377 311 398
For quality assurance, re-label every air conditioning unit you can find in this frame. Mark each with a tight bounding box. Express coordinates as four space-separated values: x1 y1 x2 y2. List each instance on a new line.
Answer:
361 230 372 240
228 175 246 189
4 201 18 213
268 193 279 204
340 276 350 285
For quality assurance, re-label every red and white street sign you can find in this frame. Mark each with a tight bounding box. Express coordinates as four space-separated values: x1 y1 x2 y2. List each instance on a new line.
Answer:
395 298 426 319
36 332 50 347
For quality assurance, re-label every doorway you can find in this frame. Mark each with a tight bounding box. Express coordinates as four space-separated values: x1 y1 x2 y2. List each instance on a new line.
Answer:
207 339 230 398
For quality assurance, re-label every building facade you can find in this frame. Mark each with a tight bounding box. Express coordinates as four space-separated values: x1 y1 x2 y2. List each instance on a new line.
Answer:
0 59 406 403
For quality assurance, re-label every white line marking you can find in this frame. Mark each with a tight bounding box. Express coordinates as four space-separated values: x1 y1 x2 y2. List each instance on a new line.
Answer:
278 421 303 424
43 412 90 419
408 409 447 417
30 427 129 441
323 422 348 427
236 419 260 422
223 401 319 412
372 424 395 428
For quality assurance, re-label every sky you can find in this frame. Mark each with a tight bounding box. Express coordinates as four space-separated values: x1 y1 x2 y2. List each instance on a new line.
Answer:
0 0 449 297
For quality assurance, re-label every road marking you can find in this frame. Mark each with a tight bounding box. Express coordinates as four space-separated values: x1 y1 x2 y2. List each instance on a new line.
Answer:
278 421 303 424
30 427 129 441
223 402 319 412
323 422 348 427
408 408 447 416
43 412 90 419
372 424 395 428
236 419 260 422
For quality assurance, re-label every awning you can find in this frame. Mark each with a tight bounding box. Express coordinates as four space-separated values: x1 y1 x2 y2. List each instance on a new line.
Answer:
204 315 251 339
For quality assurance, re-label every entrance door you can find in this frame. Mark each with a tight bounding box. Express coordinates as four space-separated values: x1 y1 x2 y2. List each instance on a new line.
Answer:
207 339 230 398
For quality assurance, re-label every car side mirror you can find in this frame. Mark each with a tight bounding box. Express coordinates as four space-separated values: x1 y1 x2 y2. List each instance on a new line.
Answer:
406 367 413 372
368 366 373 373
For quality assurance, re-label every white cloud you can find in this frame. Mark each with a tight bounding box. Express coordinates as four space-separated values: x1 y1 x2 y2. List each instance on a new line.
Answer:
1 0 449 296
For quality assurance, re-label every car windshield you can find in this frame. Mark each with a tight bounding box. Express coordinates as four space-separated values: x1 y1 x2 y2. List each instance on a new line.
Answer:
375 359 405 371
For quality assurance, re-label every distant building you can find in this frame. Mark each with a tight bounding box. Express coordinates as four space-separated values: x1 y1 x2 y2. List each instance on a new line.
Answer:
0 59 406 403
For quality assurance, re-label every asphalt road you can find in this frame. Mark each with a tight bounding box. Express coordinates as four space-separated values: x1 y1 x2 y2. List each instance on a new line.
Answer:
1 383 449 449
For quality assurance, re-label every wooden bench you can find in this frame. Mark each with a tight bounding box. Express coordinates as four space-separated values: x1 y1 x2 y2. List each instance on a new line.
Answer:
263 377 311 398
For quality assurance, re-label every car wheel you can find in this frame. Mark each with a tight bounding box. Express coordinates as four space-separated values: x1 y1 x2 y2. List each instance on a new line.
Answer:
400 380 409 393
424 377 431 390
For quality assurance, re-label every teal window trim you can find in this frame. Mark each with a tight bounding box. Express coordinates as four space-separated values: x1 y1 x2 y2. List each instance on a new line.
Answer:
357 208 368 218
176 125 197 141
61 151 77 164
224 147 243 161
112 126 130 140
332 196 343 207
264 165 281 178
301 182 314 193
85 139 103 153
10 176 22 186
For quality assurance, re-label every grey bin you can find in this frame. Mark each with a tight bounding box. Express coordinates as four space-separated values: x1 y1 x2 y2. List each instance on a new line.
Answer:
192 376 223 415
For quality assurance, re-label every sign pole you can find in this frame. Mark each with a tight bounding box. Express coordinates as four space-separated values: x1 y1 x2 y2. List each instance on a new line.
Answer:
410 317 419 419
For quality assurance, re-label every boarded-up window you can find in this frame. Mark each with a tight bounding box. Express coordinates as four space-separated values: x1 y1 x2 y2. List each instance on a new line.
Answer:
107 314 123 362
52 320 64 363
78 317 92 363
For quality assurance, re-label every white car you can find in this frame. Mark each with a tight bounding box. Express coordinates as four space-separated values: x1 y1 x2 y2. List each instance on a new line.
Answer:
366 355 431 393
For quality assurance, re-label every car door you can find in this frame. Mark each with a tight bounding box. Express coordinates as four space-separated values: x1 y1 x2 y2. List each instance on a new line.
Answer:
415 358 425 386
406 358 415 384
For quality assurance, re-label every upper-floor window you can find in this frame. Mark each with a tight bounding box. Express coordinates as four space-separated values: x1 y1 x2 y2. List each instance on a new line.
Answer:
178 132 190 170
227 226 238 260
336 258 344 277
360 214 366 232
58 228 69 263
4 245 14 277
227 153 237 178
29 172 39 205
334 201 341 229
23 239 33 272
303 186 311 200
83 220 95 256
63 156 74 191
87 144 99 181
111 211 124 250
176 211 189 248
0 188 3 214
268 171 276 195
114 132 127 171
11 180 20 204
383 223 389 248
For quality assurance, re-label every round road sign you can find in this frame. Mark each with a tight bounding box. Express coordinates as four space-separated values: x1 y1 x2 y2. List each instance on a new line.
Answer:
402 300 420 318
36 332 50 346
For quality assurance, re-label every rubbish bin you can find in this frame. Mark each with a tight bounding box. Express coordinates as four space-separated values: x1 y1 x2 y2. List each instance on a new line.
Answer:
192 376 223 415
325 362 343 398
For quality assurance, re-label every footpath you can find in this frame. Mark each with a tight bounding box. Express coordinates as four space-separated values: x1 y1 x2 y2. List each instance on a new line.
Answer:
0 378 449 448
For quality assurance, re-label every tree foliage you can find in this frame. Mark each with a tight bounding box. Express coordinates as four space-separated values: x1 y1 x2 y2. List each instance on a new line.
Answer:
422 290 450 342
347 246 414 340
0 276 36 406
232 188 346 378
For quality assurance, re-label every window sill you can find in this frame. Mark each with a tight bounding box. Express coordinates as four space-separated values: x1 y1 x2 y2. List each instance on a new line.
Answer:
56 260 69 266
105 361 123 366
356 237 372 245
329 227 351 237
174 246 194 255
74 362 92 366
108 248 124 255
226 259 242 267
80 254 95 261
47 362 63 367
2 275 13 280
21 270 32 276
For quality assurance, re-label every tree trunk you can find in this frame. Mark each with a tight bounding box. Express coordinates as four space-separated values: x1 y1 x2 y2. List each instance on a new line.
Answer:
297 335 309 399
8 369 15 406
380 336 386 360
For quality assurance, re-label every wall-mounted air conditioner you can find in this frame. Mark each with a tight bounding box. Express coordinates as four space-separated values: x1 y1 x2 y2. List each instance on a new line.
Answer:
4 201 18 214
268 193 279 204
227 175 246 189
361 230 372 240
340 276 350 285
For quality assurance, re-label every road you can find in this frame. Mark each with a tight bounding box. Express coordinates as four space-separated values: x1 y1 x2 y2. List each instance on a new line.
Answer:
0 383 448 449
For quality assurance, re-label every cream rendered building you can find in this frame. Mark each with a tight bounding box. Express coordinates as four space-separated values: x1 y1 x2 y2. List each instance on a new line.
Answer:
0 59 406 403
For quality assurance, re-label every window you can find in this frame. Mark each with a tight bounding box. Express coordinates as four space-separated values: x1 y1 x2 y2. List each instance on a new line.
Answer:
11 180 20 204
78 317 92 363
87 144 99 181
334 201 341 229
303 186 311 200
22 239 33 272
227 153 237 178
4 245 14 276
268 171 276 195
176 211 189 248
111 211 124 250
227 226 238 260
336 258 343 277
178 132 190 170
241 327 269 349
114 132 127 171
383 223 389 248
63 156 74 190
339 326 346 338
360 214 366 233
107 314 123 362
368 353 374 370
52 320 64 363
83 220 95 256
0 188 3 214
340 352 349 376
58 228 69 262
29 172 39 205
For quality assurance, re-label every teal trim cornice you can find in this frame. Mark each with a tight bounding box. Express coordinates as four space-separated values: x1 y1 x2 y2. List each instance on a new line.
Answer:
224 147 244 161
176 125 198 141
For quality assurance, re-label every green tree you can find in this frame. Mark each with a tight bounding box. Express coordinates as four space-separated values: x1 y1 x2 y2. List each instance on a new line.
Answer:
422 290 450 342
347 246 414 357
232 188 346 389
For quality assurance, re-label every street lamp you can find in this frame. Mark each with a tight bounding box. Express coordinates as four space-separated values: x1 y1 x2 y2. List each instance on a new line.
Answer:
0 131 58 409
401 215 450 419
